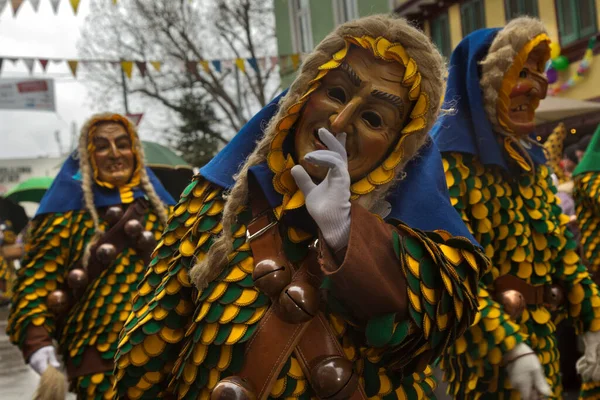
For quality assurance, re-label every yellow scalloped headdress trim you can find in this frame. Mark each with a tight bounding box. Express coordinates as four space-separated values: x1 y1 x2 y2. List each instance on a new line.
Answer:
266 35 429 214
87 114 142 204
497 33 551 134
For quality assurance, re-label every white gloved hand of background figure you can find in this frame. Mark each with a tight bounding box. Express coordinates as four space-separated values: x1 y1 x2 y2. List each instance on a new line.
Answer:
576 330 600 381
291 128 351 251
505 343 551 399
29 345 60 375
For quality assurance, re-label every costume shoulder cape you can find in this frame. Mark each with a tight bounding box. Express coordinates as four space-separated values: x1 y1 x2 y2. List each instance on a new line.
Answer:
574 123 600 177
430 28 546 169
200 91 477 243
36 153 176 217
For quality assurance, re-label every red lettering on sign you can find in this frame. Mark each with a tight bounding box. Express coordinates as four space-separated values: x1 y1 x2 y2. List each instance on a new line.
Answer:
16 81 49 93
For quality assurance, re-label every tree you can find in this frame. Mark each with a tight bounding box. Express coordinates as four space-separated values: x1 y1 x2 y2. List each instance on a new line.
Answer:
78 0 280 154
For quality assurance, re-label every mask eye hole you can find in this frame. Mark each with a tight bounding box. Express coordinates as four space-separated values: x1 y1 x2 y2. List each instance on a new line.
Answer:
362 111 382 128
519 69 528 78
327 87 347 104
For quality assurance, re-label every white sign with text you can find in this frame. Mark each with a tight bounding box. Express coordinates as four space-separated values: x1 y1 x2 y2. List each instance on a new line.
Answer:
0 78 56 111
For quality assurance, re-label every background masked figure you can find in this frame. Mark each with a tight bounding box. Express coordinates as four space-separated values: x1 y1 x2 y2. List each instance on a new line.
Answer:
431 17 600 400
0 220 22 305
7 113 175 399
113 15 489 400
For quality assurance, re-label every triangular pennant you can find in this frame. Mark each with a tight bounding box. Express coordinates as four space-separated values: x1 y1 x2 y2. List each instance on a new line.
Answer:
247 58 259 73
235 58 246 73
258 57 266 71
211 60 222 73
121 61 133 79
270 56 279 68
135 61 147 77
199 60 209 73
186 61 198 75
8 57 19 64
222 59 233 70
150 61 161 72
126 113 143 126
291 54 300 70
0 0 7 15
112 0 117 4
39 59 49 72
23 58 35 74
67 60 78 77
49 0 60 14
29 0 40 12
69 0 80 15
11 0 23 16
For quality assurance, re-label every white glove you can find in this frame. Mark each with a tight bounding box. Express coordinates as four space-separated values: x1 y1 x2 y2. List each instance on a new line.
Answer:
29 345 60 375
291 128 351 251
505 343 551 399
576 330 600 381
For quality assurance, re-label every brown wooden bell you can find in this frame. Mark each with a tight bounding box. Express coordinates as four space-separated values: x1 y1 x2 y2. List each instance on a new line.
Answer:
124 219 143 239
104 206 123 226
252 258 292 297
67 268 88 289
211 376 256 400
310 356 358 400
278 281 319 324
136 231 157 252
498 289 526 320
47 290 69 315
544 284 564 311
96 243 117 265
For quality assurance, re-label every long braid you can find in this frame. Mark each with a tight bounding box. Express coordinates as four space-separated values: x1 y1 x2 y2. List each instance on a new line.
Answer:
189 14 445 289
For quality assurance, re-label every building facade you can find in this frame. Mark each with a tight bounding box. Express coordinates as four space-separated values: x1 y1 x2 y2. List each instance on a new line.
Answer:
394 0 600 142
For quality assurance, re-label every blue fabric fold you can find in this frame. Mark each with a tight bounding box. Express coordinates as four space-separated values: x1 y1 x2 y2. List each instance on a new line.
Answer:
200 90 477 243
430 28 546 169
36 153 176 217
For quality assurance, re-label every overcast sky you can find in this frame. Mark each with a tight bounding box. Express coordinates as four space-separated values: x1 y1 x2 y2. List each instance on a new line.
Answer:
0 1 165 159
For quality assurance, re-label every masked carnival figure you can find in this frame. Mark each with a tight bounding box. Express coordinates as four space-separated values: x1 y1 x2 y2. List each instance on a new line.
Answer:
114 15 489 400
7 113 175 399
0 220 23 306
431 17 600 400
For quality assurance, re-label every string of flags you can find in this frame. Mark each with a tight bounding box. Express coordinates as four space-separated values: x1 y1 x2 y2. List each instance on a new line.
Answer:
0 54 304 79
0 0 90 16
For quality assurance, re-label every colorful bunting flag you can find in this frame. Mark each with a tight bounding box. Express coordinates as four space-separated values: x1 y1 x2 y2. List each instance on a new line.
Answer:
67 60 78 77
211 60 222 73
150 61 161 72
235 58 246 73
39 59 49 71
258 57 266 71
121 61 133 79
29 0 40 12
112 0 118 4
49 0 60 14
199 60 209 73
222 59 233 70
186 61 198 75
10 0 23 16
290 54 300 70
23 58 34 74
69 0 80 15
270 56 279 69
247 57 259 73
135 61 147 77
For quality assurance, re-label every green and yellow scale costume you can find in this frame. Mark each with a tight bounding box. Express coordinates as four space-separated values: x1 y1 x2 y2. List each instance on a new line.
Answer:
114 175 488 399
441 153 600 399
7 209 164 399
0 221 18 300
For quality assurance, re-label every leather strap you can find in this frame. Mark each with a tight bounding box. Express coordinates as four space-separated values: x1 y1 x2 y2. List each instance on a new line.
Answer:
235 177 366 400
494 274 544 305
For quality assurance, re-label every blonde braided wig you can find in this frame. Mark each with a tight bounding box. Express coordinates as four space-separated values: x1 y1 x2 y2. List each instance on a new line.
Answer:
78 113 169 268
189 15 445 289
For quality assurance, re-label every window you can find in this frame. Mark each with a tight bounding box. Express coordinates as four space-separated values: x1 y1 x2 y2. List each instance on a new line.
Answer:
289 0 314 53
460 0 486 37
333 0 359 25
556 0 597 46
430 12 451 59
505 0 538 19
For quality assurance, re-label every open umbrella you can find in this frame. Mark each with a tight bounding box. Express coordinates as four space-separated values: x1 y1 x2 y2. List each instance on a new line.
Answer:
141 141 194 200
0 197 29 234
4 176 54 204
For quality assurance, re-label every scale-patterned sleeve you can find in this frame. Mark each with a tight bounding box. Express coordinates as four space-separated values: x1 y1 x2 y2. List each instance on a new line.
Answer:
552 176 600 335
7 211 77 360
439 152 526 397
574 171 600 276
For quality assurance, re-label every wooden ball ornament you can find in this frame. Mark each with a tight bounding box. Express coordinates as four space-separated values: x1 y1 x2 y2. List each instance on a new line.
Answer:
96 243 117 265
124 219 143 239
104 206 123 226
136 231 157 251
211 376 257 400
310 356 358 400
67 268 88 289
47 290 69 315
278 281 319 324
498 289 526 320
252 258 292 297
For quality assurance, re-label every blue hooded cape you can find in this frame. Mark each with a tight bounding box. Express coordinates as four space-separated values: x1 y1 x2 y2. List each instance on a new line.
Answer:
430 28 546 169
36 153 176 217
200 91 476 243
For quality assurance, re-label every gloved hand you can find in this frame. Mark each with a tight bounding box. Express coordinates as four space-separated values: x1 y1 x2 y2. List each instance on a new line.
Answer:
576 330 600 381
504 343 551 399
291 128 351 251
29 345 60 375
